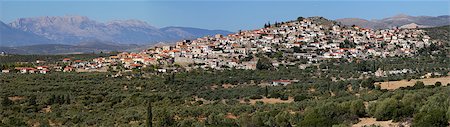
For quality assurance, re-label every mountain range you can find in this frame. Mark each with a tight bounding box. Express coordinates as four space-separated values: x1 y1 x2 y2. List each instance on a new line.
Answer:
1 15 232 47
336 14 450 29
0 21 55 46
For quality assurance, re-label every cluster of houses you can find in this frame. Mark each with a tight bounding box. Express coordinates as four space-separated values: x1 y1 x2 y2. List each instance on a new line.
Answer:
0 58 102 74
4 65 73 74
92 17 436 71
1 17 440 78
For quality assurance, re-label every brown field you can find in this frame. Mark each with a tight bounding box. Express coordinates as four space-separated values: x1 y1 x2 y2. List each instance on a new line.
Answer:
375 76 450 90
240 97 294 105
352 118 402 127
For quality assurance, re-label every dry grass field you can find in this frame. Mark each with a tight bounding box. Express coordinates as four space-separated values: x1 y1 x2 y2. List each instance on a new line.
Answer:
375 76 450 90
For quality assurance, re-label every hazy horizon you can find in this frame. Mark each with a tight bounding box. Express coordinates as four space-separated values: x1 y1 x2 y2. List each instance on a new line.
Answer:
1 0 449 31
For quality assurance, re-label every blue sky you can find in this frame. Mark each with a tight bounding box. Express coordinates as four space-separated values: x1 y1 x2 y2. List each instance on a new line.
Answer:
1 0 449 32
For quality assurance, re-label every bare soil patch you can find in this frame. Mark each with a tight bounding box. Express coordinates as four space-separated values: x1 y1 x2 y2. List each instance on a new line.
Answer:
48 119 62 127
8 96 25 101
197 116 206 122
308 88 316 93
225 113 238 119
41 106 52 113
191 96 213 105
128 120 140 125
27 120 40 127
352 118 399 127
210 85 218 90
222 83 236 89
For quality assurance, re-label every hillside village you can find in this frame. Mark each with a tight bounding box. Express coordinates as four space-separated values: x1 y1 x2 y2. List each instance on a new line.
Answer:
2 17 442 77
1 16 450 127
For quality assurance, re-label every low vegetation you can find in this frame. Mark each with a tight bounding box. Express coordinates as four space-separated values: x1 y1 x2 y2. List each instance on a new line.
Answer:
1 54 449 126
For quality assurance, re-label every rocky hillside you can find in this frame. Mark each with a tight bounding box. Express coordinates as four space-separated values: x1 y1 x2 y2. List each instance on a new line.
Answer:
422 25 450 41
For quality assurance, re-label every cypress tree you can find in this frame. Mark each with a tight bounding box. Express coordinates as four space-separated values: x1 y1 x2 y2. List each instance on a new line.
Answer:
65 95 71 104
2 95 13 107
55 95 61 104
265 86 269 97
147 100 153 127
28 95 37 106
47 95 56 105
171 73 175 84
